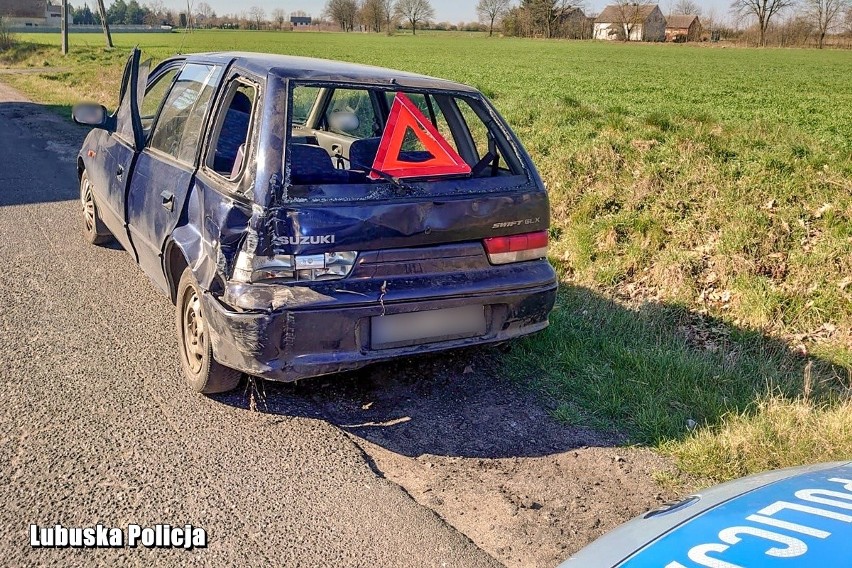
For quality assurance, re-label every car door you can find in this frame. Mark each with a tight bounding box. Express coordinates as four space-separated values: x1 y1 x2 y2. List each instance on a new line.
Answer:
90 49 148 255
125 63 224 294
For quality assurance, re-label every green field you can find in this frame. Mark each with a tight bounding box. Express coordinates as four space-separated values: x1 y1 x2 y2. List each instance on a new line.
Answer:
3 31 852 481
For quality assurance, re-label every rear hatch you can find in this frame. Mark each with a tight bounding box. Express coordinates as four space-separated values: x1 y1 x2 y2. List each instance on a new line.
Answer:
235 83 552 293
280 83 548 254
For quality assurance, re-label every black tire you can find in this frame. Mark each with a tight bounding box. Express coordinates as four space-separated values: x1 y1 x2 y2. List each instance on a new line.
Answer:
176 268 242 394
80 170 113 245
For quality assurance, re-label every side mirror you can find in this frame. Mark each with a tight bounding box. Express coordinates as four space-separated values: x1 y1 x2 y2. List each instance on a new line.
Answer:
72 103 110 129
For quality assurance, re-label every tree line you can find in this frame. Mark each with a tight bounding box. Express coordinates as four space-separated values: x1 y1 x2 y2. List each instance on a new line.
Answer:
495 0 851 47
322 0 440 34
66 0 852 48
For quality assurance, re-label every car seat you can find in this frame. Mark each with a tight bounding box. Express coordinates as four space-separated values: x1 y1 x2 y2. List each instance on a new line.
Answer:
290 144 350 185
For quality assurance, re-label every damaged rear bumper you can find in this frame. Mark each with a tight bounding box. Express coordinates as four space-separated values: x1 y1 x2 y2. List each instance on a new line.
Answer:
201 262 557 382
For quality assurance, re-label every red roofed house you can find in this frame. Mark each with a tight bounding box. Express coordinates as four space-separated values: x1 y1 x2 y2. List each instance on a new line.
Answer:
665 14 701 42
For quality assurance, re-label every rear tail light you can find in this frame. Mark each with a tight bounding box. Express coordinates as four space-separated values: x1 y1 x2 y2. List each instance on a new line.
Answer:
483 231 548 265
232 251 357 283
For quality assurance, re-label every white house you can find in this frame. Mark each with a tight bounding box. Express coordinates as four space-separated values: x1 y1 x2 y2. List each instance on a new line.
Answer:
0 0 71 27
594 4 666 41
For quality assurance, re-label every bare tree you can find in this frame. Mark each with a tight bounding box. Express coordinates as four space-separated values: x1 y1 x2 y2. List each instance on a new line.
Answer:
730 0 796 46
195 2 215 27
271 8 287 29
325 0 359 31
514 0 586 38
361 0 385 31
197 2 214 18
703 6 718 32
247 5 266 29
845 4 852 32
395 0 434 34
804 0 849 46
673 0 702 14
381 0 397 33
477 0 512 35
612 0 654 40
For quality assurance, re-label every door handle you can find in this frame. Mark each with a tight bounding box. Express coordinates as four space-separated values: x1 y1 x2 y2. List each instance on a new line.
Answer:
116 165 124 179
160 191 174 212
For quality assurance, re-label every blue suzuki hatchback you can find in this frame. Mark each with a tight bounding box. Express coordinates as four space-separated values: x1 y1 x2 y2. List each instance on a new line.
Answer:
73 50 557 394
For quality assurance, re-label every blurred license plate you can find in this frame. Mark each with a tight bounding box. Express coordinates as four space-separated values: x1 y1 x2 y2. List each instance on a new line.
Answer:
371 305 486 349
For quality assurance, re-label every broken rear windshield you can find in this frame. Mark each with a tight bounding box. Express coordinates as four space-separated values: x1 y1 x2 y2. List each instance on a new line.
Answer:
285 83 527 201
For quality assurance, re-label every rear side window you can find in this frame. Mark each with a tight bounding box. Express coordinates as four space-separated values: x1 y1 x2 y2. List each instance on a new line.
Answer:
324 89 378 138
149 63 222 164
292 86 320 126
457 99 493 164
286 83 525 201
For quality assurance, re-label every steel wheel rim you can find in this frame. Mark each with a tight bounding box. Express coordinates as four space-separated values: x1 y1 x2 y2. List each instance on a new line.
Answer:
82 180 95 233
182 288 205 374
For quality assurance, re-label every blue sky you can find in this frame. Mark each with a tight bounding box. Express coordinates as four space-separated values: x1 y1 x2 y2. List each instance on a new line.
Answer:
194 0 731 25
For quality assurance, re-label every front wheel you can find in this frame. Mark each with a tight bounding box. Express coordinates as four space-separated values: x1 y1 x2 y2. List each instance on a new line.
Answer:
80 170 113 245
176 268 242 394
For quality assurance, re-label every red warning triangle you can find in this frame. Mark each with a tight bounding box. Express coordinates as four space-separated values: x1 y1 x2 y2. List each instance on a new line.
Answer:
370 93 472 180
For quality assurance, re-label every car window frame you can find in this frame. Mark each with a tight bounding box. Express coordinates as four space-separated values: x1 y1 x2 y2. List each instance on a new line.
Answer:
201 73 261 190
112 50 149 151
145 62 224 168
284 80 531 199
139 60 184 141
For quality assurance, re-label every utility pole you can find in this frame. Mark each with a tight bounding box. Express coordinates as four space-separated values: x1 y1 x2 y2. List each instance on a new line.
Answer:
61 0 68 54
96 0 113 48
186 0 194 32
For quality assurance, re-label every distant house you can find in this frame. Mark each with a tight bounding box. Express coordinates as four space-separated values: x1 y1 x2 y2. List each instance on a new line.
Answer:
45 1 69 25
665 14 701 42
0 0 45 26
594 4 666 42
290 16 312 27
0 0 69 26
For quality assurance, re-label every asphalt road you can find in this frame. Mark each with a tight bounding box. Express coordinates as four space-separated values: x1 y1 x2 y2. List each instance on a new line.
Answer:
0 83 501 566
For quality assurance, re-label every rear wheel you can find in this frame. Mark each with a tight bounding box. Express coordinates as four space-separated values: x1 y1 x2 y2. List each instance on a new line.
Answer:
176 268 242 394
80 170 113 245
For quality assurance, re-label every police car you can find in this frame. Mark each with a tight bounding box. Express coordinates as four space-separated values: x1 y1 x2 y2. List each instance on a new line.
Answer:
561 462 852 567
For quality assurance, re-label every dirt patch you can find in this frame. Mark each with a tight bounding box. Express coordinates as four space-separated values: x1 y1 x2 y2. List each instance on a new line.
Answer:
363 443 673 568
253 348 680 567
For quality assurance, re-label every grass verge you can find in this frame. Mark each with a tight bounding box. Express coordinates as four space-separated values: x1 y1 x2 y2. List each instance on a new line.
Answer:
507 286 851 482
662 396 852 481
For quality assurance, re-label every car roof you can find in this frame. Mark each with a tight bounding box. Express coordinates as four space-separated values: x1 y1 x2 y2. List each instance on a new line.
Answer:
183 52 479 93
